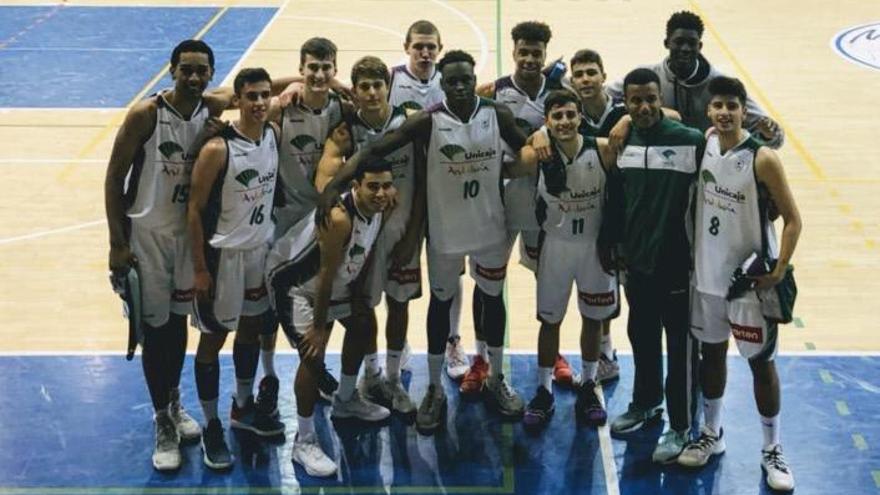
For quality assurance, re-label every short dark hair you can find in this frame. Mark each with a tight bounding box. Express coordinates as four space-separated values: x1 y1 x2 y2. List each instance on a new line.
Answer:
623 68 661 95
708 76 747 106
171 39 214 69
570 49 604 73
437 50 475 73
351 56 390 86
543 89 581 117
354 158 393 181
300 37 337 66
405 20 441 46
511 21 552 44
233 68 272 95
666 11 704 38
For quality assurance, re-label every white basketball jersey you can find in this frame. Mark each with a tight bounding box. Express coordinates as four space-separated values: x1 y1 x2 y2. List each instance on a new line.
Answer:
351 106 414 239
208 125 278 250
128 92 210 233
494 75 556 231
278 95 343 224
536 135 606 242
426 98 506 254
265 193 382 301
388 64 443 112
694 131 773 296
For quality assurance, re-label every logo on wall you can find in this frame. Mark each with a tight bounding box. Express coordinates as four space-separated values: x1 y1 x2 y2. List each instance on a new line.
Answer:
832 22 880 71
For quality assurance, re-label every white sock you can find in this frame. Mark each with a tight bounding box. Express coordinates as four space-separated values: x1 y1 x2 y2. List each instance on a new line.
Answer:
582 360 598 384
337 373 357 401
297 414 315 440
428 353 444 386
487 346 503 378
600 334 613 359
261 349 276 377
704 396 724 435
386 350 402 382
449 287 462 338
235 378 253 408
760 414 780 449
200 398 218 421
476 340 488 361
364 352 380 377
538 366 552 392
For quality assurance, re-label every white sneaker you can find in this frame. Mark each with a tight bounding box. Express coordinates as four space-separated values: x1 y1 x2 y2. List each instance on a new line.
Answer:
652 428 690 464
388 379 416 415
400 341 413 371
169 389 201 441
292 433 337 477
152 410 181 471
678 426 725 467
445 337 470 380
762 444 795 491
331 390 390 422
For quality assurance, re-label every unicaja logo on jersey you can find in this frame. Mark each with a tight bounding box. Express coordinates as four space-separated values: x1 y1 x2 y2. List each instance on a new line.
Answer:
661 149 678 166
701 170 717 185
514 118 533 133
440 144 466 161
401 101 423 111
235 169 259 187
290 135 318 151
158 141 185 160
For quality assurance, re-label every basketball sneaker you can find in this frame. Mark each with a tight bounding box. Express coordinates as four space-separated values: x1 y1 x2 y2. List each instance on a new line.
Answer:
318 366 339 402
331 390 390 422
610 403 663 434
484 373 524 418
387 379 416 415
652 428 690 464
552 354 577 387
255 375 280 418
761 444 795 491
460 355 489 397
678 426 725 467
168 388 201 441
522 386 555 431
152 410 181 471
596 351 620 384
575 380 607 426
445 336 470 380
230 396 285 436
416 384 447 433
292 433 337 477
358 370 394 409
201 418 233 470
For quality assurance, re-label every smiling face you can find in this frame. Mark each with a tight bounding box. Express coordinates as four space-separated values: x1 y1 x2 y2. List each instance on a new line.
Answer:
171 51 213 98
512 39 547 81
235 80 271 125
353 170 395 215
707 94 745 133
625 82 663 129
300 54 336 93
545 101 581 142
665 28 702 76
570 62 606 102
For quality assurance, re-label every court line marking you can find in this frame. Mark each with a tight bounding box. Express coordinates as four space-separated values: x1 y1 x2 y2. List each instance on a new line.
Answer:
0 2 64 50
220 0 291 87
56 6 230 183
432 0 490 74
0 219 104 245
836 400 851 416
852 433 868 451
596 387 621 495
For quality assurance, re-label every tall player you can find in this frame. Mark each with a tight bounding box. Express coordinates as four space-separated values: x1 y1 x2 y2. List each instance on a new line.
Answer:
187 68 285 469
677 77 800 491
514 90 620 430
259 37 356 410
105 40 228 471
318 50 533 432
266 160 395 477
315 56 420 415
388 20 470 379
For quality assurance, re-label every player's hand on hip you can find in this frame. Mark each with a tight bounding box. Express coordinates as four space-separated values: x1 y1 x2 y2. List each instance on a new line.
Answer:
109 245 136 273
194 269 214 302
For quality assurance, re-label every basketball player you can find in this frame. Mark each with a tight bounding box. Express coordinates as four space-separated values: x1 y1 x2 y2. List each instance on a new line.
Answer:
187 68 285 469
677 77 800 492
513 90 620 430
606 69 702 465
608 11 784 148
317 50 533 432
265 160 396 477
259 37 356 410
105 40 229 471
315 56 420 415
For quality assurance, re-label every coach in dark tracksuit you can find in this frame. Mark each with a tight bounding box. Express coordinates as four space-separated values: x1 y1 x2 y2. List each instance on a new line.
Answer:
602 68 702 465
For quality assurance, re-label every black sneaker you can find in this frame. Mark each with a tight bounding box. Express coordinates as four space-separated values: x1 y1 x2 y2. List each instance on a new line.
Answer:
201 418 233 470
522 386 555 431
575 380 607 427
256 375 280 418
231 396 285 437
318 366 339 402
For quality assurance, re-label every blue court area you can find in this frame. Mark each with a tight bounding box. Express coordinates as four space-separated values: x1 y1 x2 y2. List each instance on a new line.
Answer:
0 6 276 108
0 354 878 494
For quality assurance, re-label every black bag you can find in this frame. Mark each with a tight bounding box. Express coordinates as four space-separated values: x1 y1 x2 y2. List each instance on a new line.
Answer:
755 203 797 324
